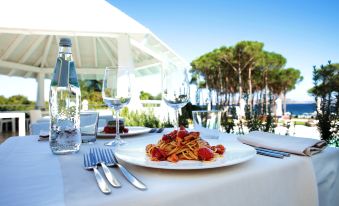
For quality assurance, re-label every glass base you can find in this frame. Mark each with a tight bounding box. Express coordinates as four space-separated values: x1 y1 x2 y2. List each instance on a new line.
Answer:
105 138 126 146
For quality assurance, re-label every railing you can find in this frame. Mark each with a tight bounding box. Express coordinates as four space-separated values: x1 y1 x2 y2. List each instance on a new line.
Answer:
140 100 162 107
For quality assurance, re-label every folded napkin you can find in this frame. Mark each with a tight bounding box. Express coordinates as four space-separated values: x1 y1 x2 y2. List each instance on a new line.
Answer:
238 131 327 156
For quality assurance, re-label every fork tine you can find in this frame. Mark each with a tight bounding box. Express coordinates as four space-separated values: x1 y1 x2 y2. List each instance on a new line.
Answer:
91 148 97 164
84 153 90 167
99 149 107 164
89 149 97 166
87 153 91 167
94 148 101 162
103 149 109 162
83 154 87 167
104 149 114 163
109 149 118 163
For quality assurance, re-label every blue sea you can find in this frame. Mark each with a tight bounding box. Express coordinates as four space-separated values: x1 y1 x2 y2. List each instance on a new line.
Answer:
286 103 316 115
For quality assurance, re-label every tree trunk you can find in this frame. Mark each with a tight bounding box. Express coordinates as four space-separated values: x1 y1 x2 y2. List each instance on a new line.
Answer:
265 70 269 114
238 52 243 104
283 91 287 115
248 66 253 114
272 95 277 116
238 68 242 103
260 90 264 114
232 93 236 105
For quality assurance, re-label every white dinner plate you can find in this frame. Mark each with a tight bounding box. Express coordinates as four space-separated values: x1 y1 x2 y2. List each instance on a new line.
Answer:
114 137 256 170
97 126 152 138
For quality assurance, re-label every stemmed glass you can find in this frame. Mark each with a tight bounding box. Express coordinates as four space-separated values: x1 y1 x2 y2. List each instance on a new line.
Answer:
102 67 131 146
162 69 190 129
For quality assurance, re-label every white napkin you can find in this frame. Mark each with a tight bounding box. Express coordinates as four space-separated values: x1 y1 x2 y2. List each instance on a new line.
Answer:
238 131 327 156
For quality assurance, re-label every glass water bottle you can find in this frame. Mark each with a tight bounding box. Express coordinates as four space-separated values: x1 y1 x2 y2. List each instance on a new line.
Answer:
49 38 81 154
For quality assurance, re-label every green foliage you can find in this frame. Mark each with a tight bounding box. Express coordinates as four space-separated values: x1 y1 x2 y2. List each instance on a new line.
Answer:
245 94 276 133
120 107 161 128
245 106 264 132
294 121 306 126
190 40 302 117
139 91 161 100
79 80 105 109
179 102 204 128
0 95 35 111
0 95 7 111
161 113 174 128
220 111 235 133
263 97 276 133
310 62 339 146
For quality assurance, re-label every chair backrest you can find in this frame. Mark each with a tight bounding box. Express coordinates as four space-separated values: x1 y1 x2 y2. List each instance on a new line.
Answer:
30 122 49 135
29 110 42 124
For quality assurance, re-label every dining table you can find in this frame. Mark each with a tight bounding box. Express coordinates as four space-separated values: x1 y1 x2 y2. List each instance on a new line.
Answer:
0 129 338 206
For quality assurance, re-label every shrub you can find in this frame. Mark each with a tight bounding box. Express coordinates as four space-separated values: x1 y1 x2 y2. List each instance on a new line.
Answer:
121 107 161 128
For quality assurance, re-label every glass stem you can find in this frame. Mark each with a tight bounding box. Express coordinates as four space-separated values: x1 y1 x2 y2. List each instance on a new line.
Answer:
174 108 179 130
115 110 120 140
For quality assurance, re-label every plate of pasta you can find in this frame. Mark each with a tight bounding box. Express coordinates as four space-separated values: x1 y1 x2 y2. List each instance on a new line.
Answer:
114 127 256 170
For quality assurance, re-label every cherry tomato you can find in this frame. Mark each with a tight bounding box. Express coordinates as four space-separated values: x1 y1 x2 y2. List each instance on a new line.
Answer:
177 129 188 139
123 128 129 133
168 130 177 138
162 134 172 143
151 147 167 161
198 147 214 161
215 145 225 155
212 144 225 155
103 126 115 133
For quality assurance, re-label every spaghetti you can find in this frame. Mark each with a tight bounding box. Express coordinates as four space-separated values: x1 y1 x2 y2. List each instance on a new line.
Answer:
146 127 225 162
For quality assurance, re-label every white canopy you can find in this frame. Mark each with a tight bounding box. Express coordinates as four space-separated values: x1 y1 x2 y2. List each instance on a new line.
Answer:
0 0 188 108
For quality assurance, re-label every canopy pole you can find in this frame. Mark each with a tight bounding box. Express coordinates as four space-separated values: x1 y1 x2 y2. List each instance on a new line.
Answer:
36 72 45 110
117 34 141 110
159 61 173 122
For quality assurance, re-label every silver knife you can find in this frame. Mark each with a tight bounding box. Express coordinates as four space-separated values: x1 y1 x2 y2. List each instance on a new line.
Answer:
256 149 284 158
106 149 147 190
256 147 291 157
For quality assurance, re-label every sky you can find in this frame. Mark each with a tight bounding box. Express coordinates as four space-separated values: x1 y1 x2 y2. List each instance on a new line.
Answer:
0 0 338 102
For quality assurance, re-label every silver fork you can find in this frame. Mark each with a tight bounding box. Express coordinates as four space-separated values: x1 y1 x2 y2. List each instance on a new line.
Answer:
92 148 121 188
83 153 111 194
103 149 147 190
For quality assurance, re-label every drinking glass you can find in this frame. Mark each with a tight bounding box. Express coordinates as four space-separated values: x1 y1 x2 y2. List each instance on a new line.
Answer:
192 110 221 139
162 69 190 129
102 67 131 146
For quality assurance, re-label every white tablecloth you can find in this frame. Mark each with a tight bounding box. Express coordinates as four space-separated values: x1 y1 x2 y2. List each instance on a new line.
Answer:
0 131 338 206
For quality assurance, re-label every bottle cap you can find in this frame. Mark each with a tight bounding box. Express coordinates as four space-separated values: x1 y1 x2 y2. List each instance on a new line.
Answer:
59 38 72 47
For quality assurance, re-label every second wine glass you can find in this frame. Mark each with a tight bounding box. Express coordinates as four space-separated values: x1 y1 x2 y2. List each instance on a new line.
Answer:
162 69 190 129
102 67 131 146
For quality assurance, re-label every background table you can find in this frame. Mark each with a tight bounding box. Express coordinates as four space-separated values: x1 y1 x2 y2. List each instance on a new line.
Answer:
0 131 338 206
0 112 26 136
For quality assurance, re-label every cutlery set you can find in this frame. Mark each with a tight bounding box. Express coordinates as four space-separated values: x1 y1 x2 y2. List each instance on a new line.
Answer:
255 147 291 158
83 148 147 194
149 128 164 133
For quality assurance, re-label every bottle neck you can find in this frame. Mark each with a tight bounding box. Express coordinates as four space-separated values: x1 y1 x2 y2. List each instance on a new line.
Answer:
58 46 73 61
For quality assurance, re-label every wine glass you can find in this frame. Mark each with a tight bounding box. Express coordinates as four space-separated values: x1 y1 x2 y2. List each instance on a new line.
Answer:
162 69 190 129
102 67 131 146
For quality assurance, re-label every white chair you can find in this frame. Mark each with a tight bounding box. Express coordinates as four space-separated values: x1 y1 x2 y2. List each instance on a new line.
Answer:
0 118 16 133
29 110 42 124
28 110 43 135
30 122 49 135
